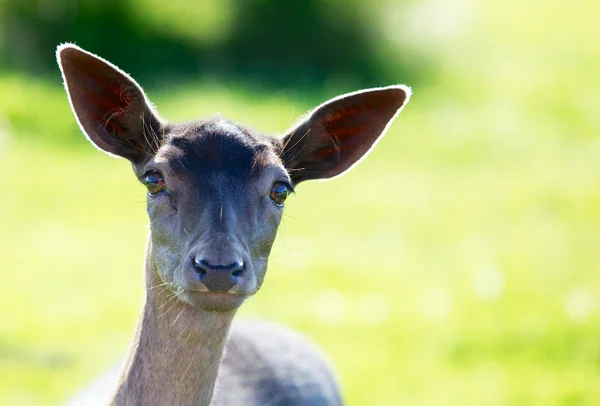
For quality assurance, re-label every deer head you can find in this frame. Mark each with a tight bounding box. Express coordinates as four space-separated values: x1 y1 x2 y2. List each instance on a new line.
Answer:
57 44 411 312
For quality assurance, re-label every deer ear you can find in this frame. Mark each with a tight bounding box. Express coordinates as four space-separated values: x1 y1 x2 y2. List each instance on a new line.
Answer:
56 44 163 163
281 85 411 184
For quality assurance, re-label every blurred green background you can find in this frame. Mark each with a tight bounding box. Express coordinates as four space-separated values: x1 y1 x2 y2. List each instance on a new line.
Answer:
1 0 600 405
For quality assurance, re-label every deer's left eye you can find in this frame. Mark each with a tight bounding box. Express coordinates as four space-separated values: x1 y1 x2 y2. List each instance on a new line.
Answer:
270 182 291 206
143 172 166 196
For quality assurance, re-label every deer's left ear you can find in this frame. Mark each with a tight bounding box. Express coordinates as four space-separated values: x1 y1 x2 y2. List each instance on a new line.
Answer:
281 85 411 184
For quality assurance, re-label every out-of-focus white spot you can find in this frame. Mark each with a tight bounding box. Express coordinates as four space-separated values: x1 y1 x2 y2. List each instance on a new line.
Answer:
313 290 348 323
473 265 505 301
565 287 596 323
421 288 453 321
355 292 390 325
385 0 474 47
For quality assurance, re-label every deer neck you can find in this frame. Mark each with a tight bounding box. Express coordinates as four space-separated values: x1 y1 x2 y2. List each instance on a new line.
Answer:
110 244 236 406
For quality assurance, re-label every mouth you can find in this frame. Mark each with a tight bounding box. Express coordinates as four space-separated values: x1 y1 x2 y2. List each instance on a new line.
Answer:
179 289 248 312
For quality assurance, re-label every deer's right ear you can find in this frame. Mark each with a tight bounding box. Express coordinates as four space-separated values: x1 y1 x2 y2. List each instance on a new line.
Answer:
56 44 163 163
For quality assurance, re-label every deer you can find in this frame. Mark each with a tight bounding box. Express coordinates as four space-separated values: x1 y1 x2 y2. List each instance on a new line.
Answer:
56 44 411 406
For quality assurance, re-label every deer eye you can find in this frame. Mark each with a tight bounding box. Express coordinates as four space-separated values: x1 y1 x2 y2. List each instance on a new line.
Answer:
143 171 166 196
270 182 291 206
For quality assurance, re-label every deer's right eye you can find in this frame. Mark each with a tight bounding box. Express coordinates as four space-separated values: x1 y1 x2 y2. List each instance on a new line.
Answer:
143 172 166 196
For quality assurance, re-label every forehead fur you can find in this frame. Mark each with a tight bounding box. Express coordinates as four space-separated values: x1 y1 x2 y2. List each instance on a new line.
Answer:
158 118 280 177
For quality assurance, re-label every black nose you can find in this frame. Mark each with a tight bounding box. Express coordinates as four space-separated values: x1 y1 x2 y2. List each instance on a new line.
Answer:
192 257 245 292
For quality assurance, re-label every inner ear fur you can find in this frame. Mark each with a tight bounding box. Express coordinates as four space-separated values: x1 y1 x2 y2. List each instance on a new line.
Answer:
280 85 411 184
57 44 163 163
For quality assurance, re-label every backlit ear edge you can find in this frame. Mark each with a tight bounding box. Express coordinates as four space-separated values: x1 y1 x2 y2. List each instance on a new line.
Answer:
286 84 412 183
56 43 164 159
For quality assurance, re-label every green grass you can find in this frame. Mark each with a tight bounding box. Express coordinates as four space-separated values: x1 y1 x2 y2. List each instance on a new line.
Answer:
2 0 600 405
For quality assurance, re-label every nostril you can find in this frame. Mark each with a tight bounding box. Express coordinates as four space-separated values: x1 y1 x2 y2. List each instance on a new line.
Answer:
229 261 244 279
192 257 209 279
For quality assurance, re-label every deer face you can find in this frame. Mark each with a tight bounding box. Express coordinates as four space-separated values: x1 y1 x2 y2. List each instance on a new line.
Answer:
56 44 410 312
139 121 291 310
